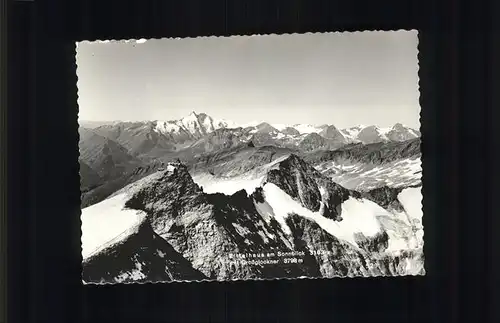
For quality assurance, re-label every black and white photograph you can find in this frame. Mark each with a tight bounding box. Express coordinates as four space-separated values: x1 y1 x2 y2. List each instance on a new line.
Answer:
76 31 423 284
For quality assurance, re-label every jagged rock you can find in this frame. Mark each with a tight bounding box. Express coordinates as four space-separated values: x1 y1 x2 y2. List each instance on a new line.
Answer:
265 154 351 221
120 165 316 280
285 214 423 277
285 214 371 277
361 186 406 212
251 187 265 203
353 231 389 253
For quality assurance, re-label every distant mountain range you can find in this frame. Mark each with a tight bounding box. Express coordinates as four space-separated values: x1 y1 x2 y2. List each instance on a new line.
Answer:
80 111 420 158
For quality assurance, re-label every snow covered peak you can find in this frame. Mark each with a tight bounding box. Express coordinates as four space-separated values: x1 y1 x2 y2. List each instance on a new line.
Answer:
102 112 421 155
213 118 238 129
384 124 420 142
356 125 389 144
152 112 238 139
180 111 200 123
292 124 324 135
151 110 421 144
240 121 261 128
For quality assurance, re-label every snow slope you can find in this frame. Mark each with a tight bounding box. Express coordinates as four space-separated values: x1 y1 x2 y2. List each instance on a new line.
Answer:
190 154 291 195
256 183 423 252
81 193 147 259
82 166 180 259
192 162 409 251
370 186 423 252
340 125 365 142
154 121 182 134
292 124 324 134
398 186 423 222
191 172 265 195
397 186 424 247
259 183 385 248
192 152 421 197
315 157 422 191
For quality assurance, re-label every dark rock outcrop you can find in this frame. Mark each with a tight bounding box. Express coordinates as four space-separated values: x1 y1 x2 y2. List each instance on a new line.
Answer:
265 154 353 221
121 164 316 280
361 186 406 212
284 214 419 277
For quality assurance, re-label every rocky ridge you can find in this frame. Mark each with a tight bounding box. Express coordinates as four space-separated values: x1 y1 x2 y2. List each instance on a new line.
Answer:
82 154 424 283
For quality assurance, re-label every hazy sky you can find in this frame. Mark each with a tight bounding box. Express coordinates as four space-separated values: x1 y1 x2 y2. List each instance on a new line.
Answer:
76 31 420 128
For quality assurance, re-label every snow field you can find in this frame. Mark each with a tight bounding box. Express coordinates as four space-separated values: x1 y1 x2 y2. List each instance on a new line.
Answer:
81 193 147 259
257 183 384 248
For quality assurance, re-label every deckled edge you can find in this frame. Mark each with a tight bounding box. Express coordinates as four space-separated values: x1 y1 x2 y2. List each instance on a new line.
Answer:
75 29 417 45
75 42 84 282
76 29 425 285
83 269 425 285
416 30 427 276
416 30 426 276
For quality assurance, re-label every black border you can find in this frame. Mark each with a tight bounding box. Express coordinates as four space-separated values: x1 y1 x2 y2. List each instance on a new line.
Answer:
6 0 493 322
490 3 499 322
0 0 7 321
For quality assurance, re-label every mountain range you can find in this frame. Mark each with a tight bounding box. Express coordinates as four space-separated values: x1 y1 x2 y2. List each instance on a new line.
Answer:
79 111 423 283
80 111 420 158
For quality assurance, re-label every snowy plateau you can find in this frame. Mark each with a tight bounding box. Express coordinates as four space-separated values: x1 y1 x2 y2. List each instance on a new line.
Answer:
79 112 424 283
